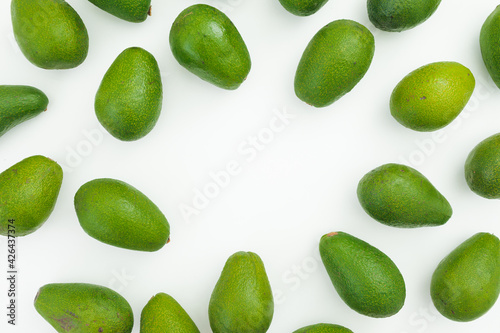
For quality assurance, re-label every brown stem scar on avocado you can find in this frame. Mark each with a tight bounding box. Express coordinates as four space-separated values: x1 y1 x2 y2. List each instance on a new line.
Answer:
326 232 338 237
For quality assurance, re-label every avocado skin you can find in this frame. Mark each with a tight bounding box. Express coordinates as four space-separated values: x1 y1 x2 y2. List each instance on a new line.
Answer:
0 155 63 236
34 283 134 333
390 61 475 132
140 293 200 333
11 0 89 69
169 4 251 90
367 0 441 32
480 5 500 88
0 85 48 137
294 19 375 108
357 163 452 228
88 0 151 22
95 47 163 141
319 232 406 318
464 133 500 199
292 323 354 333
430 232 500 322
209 251 274 333
74 178 170 252
278 0 329 16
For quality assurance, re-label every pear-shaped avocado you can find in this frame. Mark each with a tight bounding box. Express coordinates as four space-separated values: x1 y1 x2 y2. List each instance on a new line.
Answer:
74 178 170 252
319 232 406 318
88 0 152 22
34 283 134 333
430 232 500 322
11 0 89 69
140 293 200 333
95 47 163 141
209 251 274 333
390 61 475 131
278 0 330 16
294 19 375 108
169 4 251 90
367 0 441 32
480 5 500 89
357 163 452 228
0 85 48 137
293 323 354 333
0 155 63 236
464 132 500 199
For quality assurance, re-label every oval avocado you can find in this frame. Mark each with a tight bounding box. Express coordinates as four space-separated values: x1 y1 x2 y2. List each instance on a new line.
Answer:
278 0 330 16
480 5 500 88
319 232 406 318
292 323 354 333
294 19 375 108
88 0 152 22
169 4 251 90
430 232 500 322
74 178 170 252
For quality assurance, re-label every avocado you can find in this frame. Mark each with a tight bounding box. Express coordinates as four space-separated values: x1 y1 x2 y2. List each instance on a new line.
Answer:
430 232 500 322
0 85 48 137
34 282 134 333
278 0 329 16
95 47 163 141
294 19 375 108
357 163 452 228
390 61 475 131
319 232 406 318
11 0 89 69
88 0 151 22
140 292 200 333
74 178 170 252
0 155 63 236
464 132 500 199
367 0 441 32
209 251 274 333
292 323 354 333
169 4 251 90
480 5 500 88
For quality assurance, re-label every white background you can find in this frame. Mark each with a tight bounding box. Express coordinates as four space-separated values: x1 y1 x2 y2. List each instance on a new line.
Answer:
1 0 500 332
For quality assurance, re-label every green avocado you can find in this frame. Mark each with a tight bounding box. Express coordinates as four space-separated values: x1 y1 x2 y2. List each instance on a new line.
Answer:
319 232 406 318
292 323 354 333
367 0 441 32
464 132 500 199
95 47 163 141
209 251 274 333
294 19 375 108
140 293 200 333
0 155 63 236
480 5 500 88
169 4 251 90
0 85 48 137
390 61 475 131
74 178 170 252
430 232 500 322
278 0 330 16
88 0 151 22
357 163 452 228
11 0 89 69
34 282 134 333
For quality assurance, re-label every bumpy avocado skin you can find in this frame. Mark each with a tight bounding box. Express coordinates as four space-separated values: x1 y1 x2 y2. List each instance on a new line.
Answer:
0 85 49 137
430 232 500 322
74 178 170 252
480 5 500 88
88 0 151 22
294 19 375 108
209 251 274 333
11 0 89 69
169 4 251 90
357 163 452 227
0 155 63 236
34 283 134 333
319 232 406 318
279 0 330 16
140 293 200 333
